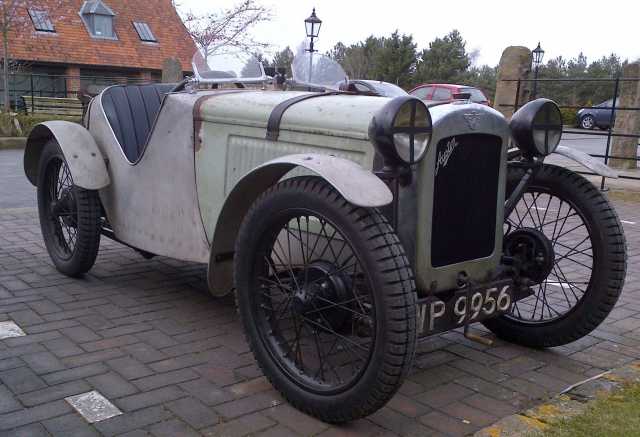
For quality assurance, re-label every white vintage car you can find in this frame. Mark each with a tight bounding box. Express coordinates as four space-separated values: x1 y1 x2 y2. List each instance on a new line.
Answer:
23 50 627 423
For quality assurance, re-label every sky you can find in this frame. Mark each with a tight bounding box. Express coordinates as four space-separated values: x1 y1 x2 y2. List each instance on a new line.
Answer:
178 0 638 67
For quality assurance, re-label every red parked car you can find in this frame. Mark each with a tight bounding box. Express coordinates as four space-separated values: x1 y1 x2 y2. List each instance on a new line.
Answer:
409 83 490 105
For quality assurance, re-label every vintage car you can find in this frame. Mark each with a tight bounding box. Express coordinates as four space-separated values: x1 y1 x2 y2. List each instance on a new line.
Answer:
23 50 627 423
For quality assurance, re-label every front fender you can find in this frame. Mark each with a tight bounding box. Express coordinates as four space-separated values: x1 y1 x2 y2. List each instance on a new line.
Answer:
24 121 110 189
554 145 619 179
206 153 392 297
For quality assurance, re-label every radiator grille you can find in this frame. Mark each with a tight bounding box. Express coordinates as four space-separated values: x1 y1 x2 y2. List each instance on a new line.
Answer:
431 134 502 268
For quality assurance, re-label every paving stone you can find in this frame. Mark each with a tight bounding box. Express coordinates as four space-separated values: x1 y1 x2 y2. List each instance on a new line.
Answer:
149 418 200 437
214 391 283 419
441 401 498 428
0 385 21 414
21 350 65 374
94 405 173 436
166 396 220 429
416 382 474 408
18 380 91 407
65 390 123 423
43 337 84 358
368 406 435 436
133 368 199 391
0 366 47 394
43 363 109 385
116 385 186 411
419 410 477 436
179 378 234 406
121 343 167 364
0 423 50 437
202 412 276 437
265 403 329 435
107 356 154 380
0 399 72 431
463 393 520 417
87 372 138 399
42 413 101 437
0 357 23 372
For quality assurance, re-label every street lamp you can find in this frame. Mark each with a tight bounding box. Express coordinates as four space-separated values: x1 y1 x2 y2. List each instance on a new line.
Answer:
531 42 545 99
304 8 322 85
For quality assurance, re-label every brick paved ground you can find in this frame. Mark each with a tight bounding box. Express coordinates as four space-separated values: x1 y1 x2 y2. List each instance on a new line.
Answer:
0 149 638 436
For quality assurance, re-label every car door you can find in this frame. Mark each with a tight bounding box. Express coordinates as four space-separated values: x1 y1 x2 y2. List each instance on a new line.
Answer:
595 99 614 126
411 86 434 102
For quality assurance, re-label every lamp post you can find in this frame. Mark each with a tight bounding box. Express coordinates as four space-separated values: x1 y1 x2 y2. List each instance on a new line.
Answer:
532 42 545 100
304 8 322 85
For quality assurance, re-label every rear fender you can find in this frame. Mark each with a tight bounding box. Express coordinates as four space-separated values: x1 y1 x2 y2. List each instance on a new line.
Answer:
207 153 393 296
554 145 619 179
24 121 110 189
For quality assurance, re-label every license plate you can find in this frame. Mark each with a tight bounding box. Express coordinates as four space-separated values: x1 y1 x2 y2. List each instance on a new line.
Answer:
416 280 516 336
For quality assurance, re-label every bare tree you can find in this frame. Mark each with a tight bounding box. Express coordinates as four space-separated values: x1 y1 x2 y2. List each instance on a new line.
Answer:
182 0 270 64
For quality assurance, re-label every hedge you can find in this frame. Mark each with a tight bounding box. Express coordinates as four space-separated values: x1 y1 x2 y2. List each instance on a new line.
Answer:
0 113 82 138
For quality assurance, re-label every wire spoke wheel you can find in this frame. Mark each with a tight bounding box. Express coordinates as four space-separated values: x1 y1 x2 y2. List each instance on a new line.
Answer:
37 140 101 277
256 213 374 392
43 156 79 260
484 164 626 348
504 190 594 323
235 177 417 423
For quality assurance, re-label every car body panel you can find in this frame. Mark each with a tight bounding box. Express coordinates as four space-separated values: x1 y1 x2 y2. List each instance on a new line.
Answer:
24 121 110 190
193 91 388 242
87 90 211 263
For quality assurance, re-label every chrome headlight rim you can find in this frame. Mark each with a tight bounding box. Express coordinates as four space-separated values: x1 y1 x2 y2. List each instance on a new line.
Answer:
369 96 433 166
510 98 563 158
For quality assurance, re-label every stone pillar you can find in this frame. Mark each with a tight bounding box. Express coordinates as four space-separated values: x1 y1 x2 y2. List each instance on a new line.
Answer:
610 62 639 170
65 65 81 98
161 58 183 83
139 70 153 83
493 47 532 119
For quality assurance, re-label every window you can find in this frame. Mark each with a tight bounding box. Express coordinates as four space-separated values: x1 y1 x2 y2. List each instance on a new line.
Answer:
80 0 116 39
432 87 452 101
133 22 157 42
28 9 55 32
411 86 433 100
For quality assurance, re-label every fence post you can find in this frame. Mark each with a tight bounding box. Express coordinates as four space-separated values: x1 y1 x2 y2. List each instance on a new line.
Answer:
30 74 35 114
610 62 640 172
494 46 532 119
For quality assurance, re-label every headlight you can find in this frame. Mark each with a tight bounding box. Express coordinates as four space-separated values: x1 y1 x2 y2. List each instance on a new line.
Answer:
510 98 563 157
369 96 432 166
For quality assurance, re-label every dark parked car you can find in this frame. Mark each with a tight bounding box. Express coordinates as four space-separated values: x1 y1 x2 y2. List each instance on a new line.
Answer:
336 79 408 97
577 98 617 129
409 83 490 105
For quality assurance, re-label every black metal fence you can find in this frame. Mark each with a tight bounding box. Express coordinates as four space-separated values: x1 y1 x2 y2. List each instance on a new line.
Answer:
501 77 640 189
3 72 159 113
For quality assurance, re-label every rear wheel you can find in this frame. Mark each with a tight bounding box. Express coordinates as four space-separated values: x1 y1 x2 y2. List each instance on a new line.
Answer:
483 164 626 347
37 140 101 277
234 177 417 423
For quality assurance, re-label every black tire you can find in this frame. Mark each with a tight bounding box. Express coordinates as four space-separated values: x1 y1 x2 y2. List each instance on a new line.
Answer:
37 139 101 277
483 164 626 347
234 176 417 423
580 114 595 130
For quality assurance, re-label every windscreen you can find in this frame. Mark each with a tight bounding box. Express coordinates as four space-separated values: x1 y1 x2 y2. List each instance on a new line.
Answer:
292 44 347 90
192 48 266 83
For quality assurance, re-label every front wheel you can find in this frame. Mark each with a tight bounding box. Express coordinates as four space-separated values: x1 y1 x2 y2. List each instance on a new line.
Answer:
580 114 595 129
234 177 417 423
37 140 102 277
484 164 626 347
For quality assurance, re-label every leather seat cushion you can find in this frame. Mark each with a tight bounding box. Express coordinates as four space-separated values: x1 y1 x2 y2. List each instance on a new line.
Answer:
101 84 175 162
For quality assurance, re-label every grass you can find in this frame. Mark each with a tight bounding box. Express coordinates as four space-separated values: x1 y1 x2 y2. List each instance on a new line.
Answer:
542 383 640 437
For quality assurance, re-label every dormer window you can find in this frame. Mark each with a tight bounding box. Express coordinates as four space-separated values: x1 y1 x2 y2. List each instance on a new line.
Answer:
29 9 55 32
133 22 157 43
80 0 116 39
